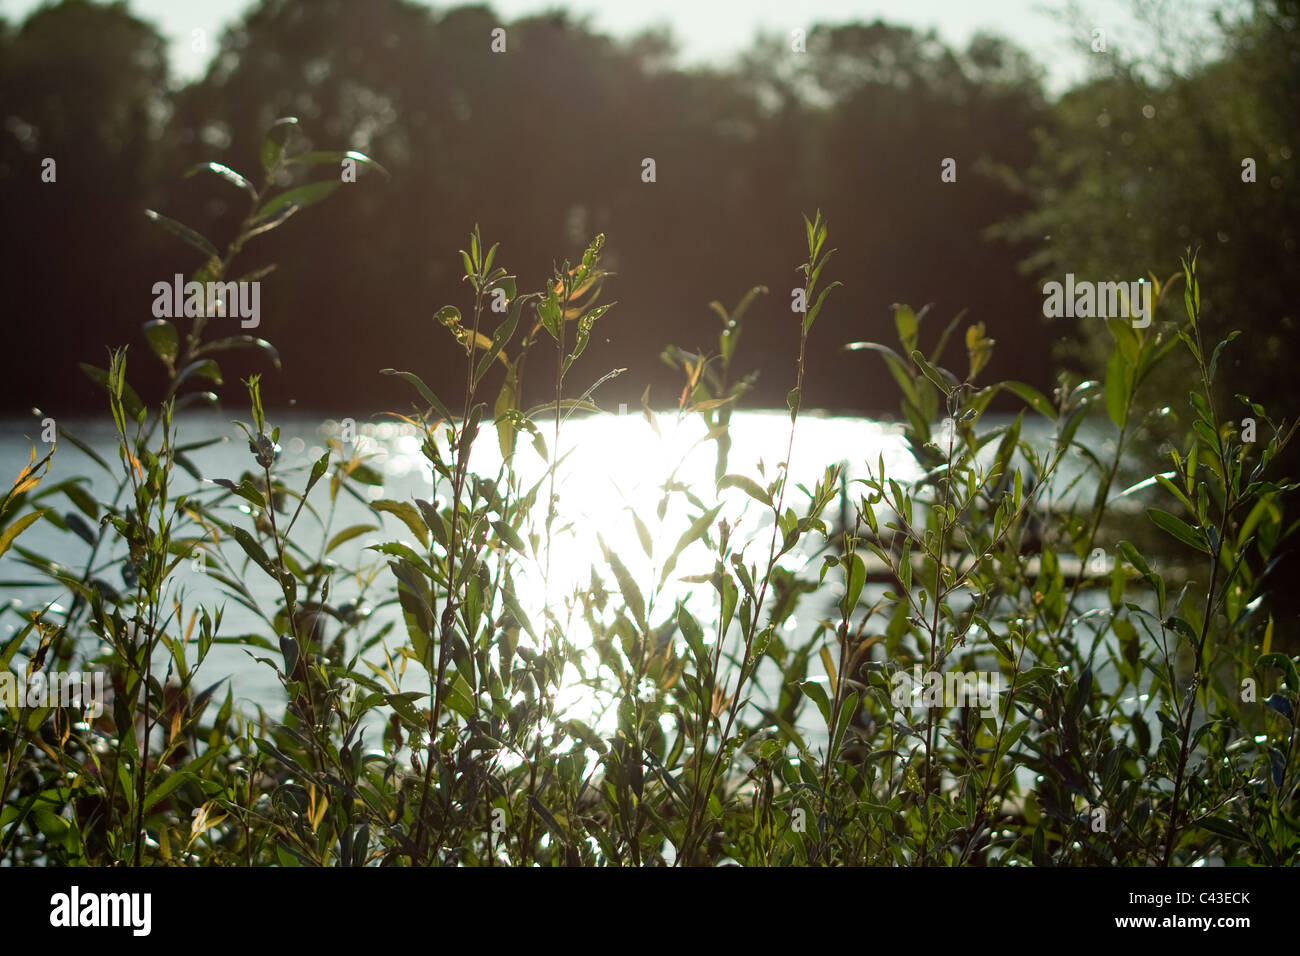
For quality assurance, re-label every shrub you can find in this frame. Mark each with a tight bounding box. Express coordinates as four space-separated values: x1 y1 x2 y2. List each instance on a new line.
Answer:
1 120 1295 866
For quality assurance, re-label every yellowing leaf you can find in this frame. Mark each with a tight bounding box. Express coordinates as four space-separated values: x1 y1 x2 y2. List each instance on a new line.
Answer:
470 330 509 367
0 509 46 560
965 322 994 382
820 645 838 696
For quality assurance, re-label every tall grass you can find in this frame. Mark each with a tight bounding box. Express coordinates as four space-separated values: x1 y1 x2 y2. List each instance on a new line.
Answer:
1 119 1296 866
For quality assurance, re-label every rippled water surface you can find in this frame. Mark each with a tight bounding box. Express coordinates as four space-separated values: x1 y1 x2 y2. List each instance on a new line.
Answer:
3 409 1102 743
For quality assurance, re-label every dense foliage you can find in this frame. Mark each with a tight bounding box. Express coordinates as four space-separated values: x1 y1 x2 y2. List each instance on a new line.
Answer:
997 0 1300 466
1 127 1296 866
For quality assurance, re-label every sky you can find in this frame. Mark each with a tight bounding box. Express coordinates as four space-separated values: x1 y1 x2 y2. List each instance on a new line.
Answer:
0 0 1155 95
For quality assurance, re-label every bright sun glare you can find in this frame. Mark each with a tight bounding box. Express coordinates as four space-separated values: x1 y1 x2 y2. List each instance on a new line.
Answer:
352 409 919 739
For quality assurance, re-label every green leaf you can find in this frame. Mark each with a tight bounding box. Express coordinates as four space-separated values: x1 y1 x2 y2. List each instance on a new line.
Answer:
279 633 300 675
458 403 484 459
527 796 569 845
143 319 179 365
185 162 257 198
495 408 547 461
78 363 144 420
240 201 302 240
601 538 646 630
176 359 223 388
144 209 219 264
371 500 429 547
1195 816 1250 844
304 452 330 496
57 426 112 475
799 680 832 726
1257 653 1299 692
500 584 537 640
475 295 523 384
843 341 919 408
659 504 723 588
630 509 654 559
287 149 391 178
840 552 866 618
197 335 281 370
254 181 341 224
491 520 527 556
384 692 426 728
230 526 276 578
803 281 841 332
59 481 98 520
538 288 562 341
1117 540 1151 577
380 369 455 423
676 603 707 663
346 463 384 486
444 671 477 719
563 302 615 376
998 720 1030 758
718 474 772 507
326 523 378 554
495 362 520 458
1103 351 1129 428
260 117 300 173
142 770 196 813
911 349 953 395
895 304 918 354
1001 381 1055 419
1106 314 1139 364
212 477 265 508
1147 508 1207 553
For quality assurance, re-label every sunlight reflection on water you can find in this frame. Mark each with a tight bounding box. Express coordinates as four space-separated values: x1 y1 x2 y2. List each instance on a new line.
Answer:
340 409 920 739
2 408 1050 751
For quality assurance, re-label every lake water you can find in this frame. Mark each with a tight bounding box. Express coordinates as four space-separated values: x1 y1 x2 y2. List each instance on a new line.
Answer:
1 409 1107 744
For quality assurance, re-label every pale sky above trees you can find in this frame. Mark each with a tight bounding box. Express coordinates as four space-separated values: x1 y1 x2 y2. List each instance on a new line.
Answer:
0 0 1168 93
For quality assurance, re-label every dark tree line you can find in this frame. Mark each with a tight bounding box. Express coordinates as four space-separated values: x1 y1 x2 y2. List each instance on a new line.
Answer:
0 0 1293 429
0 0 1049 417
